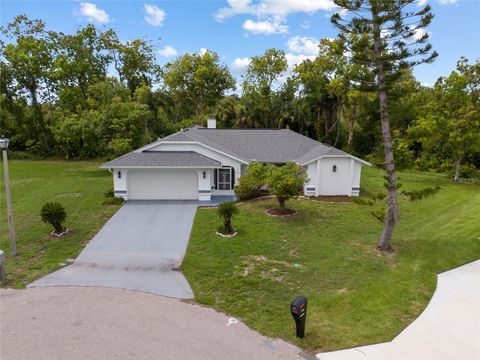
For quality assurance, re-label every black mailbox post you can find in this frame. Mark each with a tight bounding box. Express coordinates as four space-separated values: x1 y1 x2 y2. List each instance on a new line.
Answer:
290 296 307 338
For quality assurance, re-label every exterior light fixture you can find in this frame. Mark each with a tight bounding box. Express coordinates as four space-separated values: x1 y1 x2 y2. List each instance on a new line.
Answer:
0 135 9 150
332 165 337 172
203 171 206 179
118 171 121 179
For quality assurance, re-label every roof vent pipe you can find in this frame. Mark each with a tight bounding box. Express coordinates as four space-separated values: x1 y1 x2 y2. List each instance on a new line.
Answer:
207 118 217 129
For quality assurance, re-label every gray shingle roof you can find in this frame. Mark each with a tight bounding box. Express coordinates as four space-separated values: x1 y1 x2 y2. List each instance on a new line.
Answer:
153 127 351 164
101 151 221 168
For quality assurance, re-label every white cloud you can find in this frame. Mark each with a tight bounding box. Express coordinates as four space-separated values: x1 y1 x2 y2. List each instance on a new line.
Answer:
158 45 177 57
199 48 208 55
216 0 335 21
409 26 431 41
144 4 166 26
78 2 110 23
243 19 288 35
412 28 426 41
439 0 457 4
285 52 315 68
417 0 428 6
300 21 310 29
286 36 319 55
231 57 251 73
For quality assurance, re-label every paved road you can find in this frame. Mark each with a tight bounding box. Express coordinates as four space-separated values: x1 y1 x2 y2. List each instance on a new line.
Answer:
30 201 198 298
0 287 307 360
317 260 480 360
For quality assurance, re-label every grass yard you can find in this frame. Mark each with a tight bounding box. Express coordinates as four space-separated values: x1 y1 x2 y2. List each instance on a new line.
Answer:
183 166 480 353
0 160 120 288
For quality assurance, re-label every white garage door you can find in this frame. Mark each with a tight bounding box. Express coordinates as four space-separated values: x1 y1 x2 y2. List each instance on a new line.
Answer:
127 170 198 200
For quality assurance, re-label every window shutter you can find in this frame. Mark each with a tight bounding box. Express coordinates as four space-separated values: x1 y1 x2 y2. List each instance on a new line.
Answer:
231 167 235 188
214 169 218 190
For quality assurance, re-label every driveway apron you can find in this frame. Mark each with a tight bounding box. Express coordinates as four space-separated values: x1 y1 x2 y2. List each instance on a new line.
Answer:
29 201 197 298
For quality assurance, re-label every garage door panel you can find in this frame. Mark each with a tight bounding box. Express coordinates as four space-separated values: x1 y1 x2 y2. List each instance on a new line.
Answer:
128 170 198 200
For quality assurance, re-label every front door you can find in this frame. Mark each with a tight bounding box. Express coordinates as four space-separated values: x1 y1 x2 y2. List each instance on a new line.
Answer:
218 168 231 190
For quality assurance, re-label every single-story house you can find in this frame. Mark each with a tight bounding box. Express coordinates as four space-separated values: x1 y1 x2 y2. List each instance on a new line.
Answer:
101 119 371 202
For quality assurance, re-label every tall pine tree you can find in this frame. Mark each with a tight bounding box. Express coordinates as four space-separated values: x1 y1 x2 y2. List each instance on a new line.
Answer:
332 0 437 250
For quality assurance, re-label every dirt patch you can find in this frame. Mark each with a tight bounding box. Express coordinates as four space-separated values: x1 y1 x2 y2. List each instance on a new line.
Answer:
239 255 303 281
309 196 351 202
265 208 297 217
337 288 348 294
56 192 82 199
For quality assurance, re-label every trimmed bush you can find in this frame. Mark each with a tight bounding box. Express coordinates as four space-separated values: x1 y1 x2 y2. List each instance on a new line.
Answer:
217 201 239 235
40 202 67 234
234 162 268 200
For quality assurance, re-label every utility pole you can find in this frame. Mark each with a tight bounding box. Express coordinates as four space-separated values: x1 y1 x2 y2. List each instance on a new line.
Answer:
0 136 16 256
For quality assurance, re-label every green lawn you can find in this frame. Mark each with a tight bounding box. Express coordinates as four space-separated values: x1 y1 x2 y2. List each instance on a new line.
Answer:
0 160 120 288
183 166 480 353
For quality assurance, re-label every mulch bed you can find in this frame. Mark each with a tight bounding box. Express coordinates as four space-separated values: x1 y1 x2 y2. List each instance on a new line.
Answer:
309 196 351 202
265 208 298 217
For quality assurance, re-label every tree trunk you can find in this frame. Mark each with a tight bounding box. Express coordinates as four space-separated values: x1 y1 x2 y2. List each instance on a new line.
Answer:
453 156 462 182
278 197 286 210
224 218 231 233
347 105 356 146
373 11 399 252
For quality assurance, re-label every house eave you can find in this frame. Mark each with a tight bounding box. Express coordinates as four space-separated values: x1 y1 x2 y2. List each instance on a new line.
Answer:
300 154 372 167
99 165 220 170
139 140 250 165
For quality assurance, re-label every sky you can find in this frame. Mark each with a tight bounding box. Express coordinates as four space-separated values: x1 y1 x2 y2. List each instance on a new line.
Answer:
1 0 479 87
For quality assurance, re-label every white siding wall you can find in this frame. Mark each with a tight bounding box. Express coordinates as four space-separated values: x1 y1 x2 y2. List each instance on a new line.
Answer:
197 169 212 201
316 157 354 196
304 162 317 196
352 162 362 196
112 169 128 199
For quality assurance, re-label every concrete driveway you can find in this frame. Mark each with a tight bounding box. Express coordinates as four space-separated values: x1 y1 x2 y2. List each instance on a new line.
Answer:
30 201 197 298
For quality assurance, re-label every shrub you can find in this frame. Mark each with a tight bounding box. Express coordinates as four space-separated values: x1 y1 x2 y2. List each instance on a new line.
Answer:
402 186 441 201
104 188 115 198
103 188 124 205
40 202 67 234
234 162 268 201
217 201 239 234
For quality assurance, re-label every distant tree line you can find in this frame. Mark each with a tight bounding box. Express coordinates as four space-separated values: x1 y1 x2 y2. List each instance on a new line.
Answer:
1 15 479 179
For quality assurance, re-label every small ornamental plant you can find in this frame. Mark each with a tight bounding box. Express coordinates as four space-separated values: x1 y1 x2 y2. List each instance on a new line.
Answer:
40 202 68 236
216 201 239 236
266 162 308 216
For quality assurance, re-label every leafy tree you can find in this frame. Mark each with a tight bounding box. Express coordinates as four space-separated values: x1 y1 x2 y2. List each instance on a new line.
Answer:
267 162 308 210
40 202 67 234
214 95 240 128
106 35 161 96
410 58 480 181
242 48 288 128
294 39 349 144
217 202 239 234
0 15 55 152
163 51 235 119
52 25 110 106
332 0 437 251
